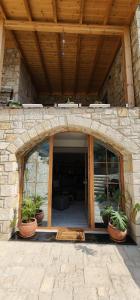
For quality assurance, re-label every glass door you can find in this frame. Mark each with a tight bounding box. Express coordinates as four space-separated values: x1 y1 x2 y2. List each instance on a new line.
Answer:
22 136 53 227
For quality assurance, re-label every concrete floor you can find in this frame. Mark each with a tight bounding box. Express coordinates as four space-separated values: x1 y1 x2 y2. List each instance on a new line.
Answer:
0 241 140 299
52 201 88 227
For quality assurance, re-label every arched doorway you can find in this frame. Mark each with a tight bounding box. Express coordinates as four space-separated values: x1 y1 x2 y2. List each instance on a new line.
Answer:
21 131 123 230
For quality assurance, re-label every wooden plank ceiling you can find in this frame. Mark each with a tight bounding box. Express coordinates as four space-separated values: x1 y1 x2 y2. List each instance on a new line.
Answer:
0 0 138 96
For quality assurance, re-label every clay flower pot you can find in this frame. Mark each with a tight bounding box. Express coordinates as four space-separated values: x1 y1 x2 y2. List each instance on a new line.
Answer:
35 210 44 225
19 218 37 238
108 222 127 242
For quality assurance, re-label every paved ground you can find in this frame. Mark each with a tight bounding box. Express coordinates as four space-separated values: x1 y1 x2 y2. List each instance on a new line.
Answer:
0 241 140 299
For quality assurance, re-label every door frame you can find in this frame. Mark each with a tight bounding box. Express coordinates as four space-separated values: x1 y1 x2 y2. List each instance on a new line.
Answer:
88 135 94 229
19 132 124 231
48 133 94 228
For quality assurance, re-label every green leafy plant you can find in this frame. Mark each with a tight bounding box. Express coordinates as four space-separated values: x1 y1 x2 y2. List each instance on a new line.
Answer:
21 197 36 222
100 206 113 226
100 206 113 218
110 210 128 232
96 193 107 203
33 195 44 213
7 100 22 108
131 203 140 224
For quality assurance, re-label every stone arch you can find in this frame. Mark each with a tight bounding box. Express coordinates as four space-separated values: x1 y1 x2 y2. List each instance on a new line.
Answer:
6 115 140 157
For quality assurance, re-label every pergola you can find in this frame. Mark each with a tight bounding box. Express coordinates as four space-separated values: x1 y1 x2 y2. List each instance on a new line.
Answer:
0 0 139 106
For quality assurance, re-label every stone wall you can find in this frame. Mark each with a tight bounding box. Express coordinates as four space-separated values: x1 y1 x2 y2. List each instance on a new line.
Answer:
1 49 20 102
100 48 125 106
1 49 36 104
0 107 140 242
18 59 36 104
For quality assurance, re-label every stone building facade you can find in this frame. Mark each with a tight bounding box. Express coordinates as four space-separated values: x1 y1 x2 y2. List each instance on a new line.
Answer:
0 107 140 242
1 7 140 242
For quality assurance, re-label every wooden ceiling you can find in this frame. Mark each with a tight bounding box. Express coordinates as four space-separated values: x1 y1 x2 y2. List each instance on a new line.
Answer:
0 0 138 96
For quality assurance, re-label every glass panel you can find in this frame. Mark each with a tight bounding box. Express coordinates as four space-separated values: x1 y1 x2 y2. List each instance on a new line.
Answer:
23 140 50 227
94 140 121 227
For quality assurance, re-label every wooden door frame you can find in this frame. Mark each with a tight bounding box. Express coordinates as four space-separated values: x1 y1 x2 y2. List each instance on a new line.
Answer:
47 135 54 227
88 135 94 229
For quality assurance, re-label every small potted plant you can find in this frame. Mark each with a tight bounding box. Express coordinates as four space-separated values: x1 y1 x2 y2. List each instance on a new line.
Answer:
33 195 44 225
100 206 113 227
7 100 22 108
19 197 37 238
108 210 128 242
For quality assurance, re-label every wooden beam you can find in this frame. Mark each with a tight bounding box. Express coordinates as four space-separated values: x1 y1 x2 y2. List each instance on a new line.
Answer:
52 0 58 23
0 20 5 89
123 27 135 107
79 0 85 24
88 135 94 229
87 1 114 93
87 36 104 93
23 0 52 93
0 3 6 20
56 33 63 94
47 136 54 227
74 35 81 94
23 0 32 21
4 20 125 35
103 0 114 25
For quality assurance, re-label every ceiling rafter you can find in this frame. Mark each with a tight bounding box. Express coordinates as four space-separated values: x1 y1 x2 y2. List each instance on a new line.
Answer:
52 0 58 23
56 33 63 95
0 3 38 91
74 35 81 95
79 0 85 24
74 0 84 94
4 20 125 35
87 36 104 94
23 0 52 93
87 0 114 94
103 0 114 25
52 0 63 94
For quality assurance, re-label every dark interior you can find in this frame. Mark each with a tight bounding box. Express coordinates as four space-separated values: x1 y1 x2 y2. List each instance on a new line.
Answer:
52 151 88 227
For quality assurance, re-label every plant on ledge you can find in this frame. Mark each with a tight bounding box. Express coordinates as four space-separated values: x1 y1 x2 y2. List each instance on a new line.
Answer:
108 210 128 242
33 195 44 225
7 100 22 108
100 206 113 227
18 197 37 238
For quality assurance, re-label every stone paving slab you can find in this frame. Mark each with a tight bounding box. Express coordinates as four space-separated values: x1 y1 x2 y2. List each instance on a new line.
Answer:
0 242 140 299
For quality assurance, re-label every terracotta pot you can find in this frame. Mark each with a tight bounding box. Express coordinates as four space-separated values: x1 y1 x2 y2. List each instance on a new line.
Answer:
19 218 37 238
35 210 44 225
108 222 127 242
102 215 110 227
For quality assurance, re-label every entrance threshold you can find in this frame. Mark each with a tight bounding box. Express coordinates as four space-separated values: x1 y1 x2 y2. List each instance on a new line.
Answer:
11 231 136 245
35 227 107 233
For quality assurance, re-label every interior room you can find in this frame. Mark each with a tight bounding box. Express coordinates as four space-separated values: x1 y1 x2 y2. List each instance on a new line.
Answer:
52 132 88 227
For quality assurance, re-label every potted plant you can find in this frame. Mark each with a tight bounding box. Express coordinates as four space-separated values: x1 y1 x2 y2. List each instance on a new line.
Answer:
33 195 44 225
131 203 140 224
100 206 113 227
7 100 22 108
108 210 128 242
19 197 37 238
